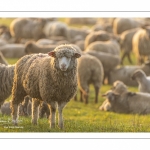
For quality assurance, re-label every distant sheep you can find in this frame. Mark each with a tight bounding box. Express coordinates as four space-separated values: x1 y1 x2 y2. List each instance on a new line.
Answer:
85 51 120 84
25 41 57 54
85 40 120 56
132 26 150 64
120 28 140 64
108 61 150 86
76 54 104 104
113 18 141 34
84 30 112 49
10 18 46 42
11 44 81 129
0 44 26 58
102 90 150 114
43 21 70 41
131 69 150 93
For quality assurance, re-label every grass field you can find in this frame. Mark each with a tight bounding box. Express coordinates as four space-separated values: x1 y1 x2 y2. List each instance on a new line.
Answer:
0 18 150 133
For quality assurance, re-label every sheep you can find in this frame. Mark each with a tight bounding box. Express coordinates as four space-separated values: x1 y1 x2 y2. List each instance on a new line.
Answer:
0 64 15 107
10 18 46 43
120 27 140 64
131 69 150 93
0 51 9 65
39 101 50 119
99 80 128 111
75 53 104 104
11 44 81 129
85 40 120 56
25 41 57 54
84 30 112 49
65 18 97 25
108 61 150 86
113 18 142 35
132 26 150 64
68 27 90 43
36 38 56 46
43 21 70 41
0 44 26 58
102 90 150 115
85 51 120 84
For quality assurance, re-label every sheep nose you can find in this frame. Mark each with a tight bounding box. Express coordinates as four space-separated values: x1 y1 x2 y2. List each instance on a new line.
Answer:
61 64 66 68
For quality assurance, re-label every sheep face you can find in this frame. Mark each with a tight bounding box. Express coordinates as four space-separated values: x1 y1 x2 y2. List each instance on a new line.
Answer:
131 69 146 80
48 45 81 71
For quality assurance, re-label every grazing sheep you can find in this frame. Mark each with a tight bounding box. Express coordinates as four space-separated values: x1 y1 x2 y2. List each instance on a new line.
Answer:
0 44 26 58
131 69 150 93
0 51 9 65
132 26 150 64
85 51 120 84
76 54 104 104
84 30 112 49
120 28 140 64
10 18 46 42
25 41 57 54
43 21 69 41
85 40 120 56
108 61 150 86
113 18 141 35
11 44 81 129
102 90 150 114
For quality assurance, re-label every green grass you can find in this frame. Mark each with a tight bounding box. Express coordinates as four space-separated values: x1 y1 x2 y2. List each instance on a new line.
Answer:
0 18 149 133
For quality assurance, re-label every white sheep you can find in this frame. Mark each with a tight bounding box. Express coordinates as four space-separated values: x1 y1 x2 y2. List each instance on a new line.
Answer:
131 69 150 93
11 44 81 129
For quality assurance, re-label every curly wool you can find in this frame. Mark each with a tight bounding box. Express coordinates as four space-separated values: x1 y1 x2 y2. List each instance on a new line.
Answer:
0 64 15 105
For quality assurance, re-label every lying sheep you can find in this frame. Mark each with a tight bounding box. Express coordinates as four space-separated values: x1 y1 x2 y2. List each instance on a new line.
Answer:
131 69 150 93
0 51 9 65
76 54 104 104
120 27 140 64
85 40 120 56
25 41 57 54
108 61 150 86
99 80 128 111
10 18 46 42
0 44 26 58
132 26 150 64
36 38 56 46
43 21 69 41
102 90 150 114
113 18 142 35
85 51 120 84
11 44 81 129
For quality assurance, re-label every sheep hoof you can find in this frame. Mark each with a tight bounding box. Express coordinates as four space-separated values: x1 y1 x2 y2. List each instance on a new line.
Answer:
12 120 18 126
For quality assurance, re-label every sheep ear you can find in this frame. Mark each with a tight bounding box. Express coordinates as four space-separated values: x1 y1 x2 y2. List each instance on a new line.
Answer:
48 51 56 57
74 53 81 58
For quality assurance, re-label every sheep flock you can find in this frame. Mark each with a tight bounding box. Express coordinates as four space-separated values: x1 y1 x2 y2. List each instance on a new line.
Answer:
1 17 150 131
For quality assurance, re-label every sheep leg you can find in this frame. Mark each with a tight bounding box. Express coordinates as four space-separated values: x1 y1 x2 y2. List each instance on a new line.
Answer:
74 94 77 101
58 101 67 129
82 89 89 104
121 52 127 65
127 53 133 64
79 89 83 102
31 98 40 125
11 103 19 125
94 85 100 103
48 102 57 128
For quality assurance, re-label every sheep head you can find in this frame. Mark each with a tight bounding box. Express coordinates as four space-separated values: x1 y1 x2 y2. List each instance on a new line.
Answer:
48 44 81 72
131 69 146 80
